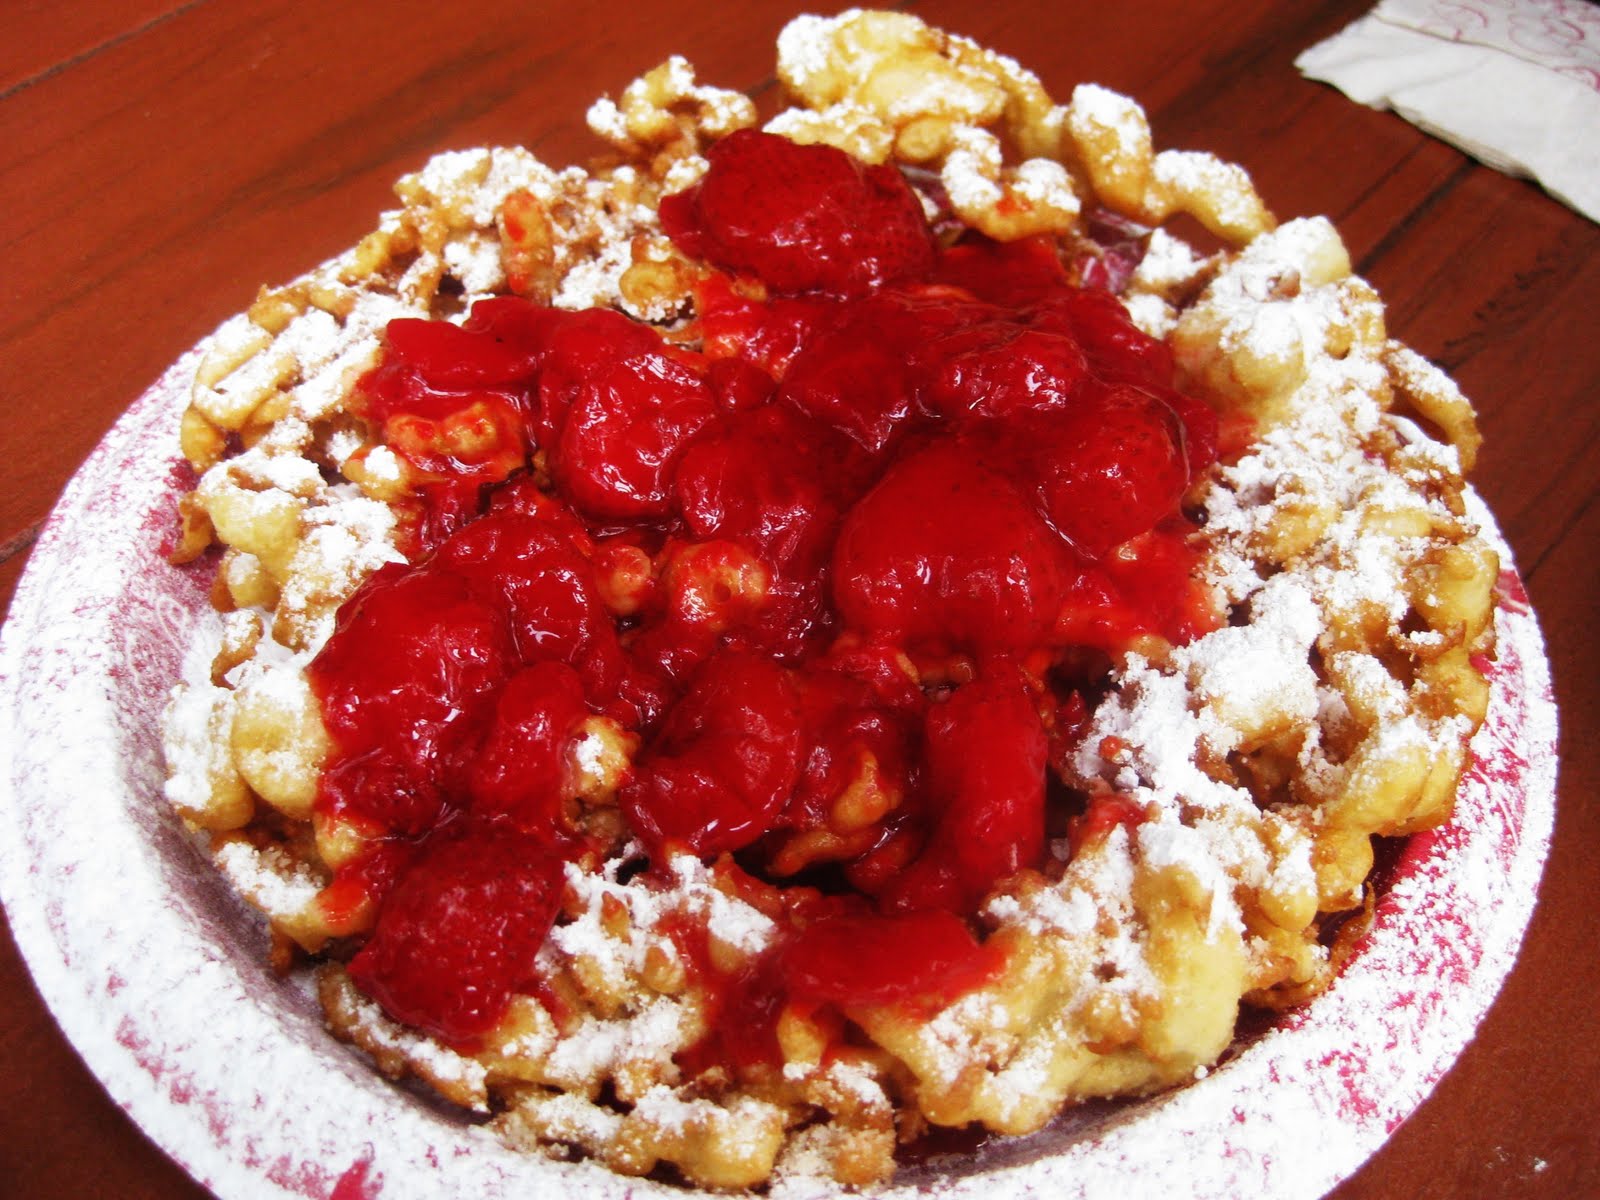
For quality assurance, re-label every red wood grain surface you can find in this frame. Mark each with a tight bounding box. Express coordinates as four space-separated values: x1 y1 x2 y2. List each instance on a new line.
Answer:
2 2 1595 1196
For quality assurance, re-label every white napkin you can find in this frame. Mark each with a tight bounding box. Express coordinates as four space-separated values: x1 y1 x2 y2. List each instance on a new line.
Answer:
1297 0 1600 223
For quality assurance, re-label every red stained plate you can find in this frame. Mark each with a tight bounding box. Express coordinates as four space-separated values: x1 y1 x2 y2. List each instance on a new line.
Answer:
0 349 1557 1199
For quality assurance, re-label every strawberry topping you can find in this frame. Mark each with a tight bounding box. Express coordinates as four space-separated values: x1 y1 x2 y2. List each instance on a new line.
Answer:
312 130 1225 1050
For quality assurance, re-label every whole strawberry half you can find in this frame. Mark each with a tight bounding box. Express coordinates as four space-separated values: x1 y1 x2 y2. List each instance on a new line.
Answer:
348 823 566 1047
996 383 1195 560
660 129 936 297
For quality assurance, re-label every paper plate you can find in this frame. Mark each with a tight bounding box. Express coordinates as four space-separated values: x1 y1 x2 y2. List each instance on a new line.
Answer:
0 350 1557 1199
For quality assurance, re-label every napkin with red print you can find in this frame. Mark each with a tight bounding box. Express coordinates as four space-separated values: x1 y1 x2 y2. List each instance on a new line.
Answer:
1297 0 1600 223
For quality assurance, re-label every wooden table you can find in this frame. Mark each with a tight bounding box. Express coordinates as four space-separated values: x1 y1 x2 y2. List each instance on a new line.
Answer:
2 2 1595 1195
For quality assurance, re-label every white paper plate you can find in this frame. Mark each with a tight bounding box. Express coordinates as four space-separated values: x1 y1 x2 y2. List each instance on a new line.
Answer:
0 349 1557 1200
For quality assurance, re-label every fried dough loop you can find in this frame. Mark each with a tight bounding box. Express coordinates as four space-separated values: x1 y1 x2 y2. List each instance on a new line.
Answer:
771 9 1273 245
162 10 1497 1189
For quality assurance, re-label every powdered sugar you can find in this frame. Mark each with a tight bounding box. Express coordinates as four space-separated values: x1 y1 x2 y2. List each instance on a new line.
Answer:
1153 150 1259 228
1130 228 1212 294
213 840 322 919
1068 83 1149 160
540 999 689 1086
554 853 777 968
1071 658 1228 802
942 127 1006 211
1010 158 1078 210
1136 821 1242 938
160 612 237 818
776 13 841 95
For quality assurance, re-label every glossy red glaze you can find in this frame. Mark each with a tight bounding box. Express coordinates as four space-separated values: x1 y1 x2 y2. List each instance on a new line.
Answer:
934 233 1074 305
1068 793 1149 859
781 908 1005 1011
782 661 921 835
309 131 1223 1047
676 930 792 1072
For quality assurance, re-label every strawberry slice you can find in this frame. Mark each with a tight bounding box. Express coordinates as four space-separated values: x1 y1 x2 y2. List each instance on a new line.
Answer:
832 439 1072 656
882 667 1049 913
310 566 516 834
348 823 566 1047
998 383 1193 560
467 662 590 837
917 320 1089 421
550 341 716 523
1030 289 1175 390
621 649 803 856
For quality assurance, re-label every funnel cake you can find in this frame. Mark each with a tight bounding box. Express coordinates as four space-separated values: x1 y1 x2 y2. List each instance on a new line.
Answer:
162 10 1496 1190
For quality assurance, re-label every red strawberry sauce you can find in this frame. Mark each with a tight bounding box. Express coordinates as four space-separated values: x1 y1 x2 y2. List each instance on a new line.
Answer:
308 132 1222 1055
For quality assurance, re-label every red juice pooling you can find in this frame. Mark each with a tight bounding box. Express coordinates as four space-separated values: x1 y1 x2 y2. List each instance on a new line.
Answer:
306 130 1223 1053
